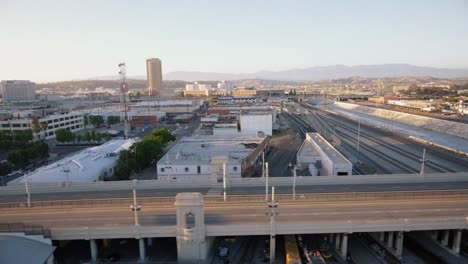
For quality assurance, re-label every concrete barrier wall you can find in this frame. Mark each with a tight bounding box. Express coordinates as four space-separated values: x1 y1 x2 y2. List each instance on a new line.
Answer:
46 217 468 240
2 172 468 196
333 102 468 139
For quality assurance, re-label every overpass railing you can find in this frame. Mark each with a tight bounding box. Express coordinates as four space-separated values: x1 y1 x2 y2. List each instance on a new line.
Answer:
2 172 468 196
0 222 51 238
1 189 467 209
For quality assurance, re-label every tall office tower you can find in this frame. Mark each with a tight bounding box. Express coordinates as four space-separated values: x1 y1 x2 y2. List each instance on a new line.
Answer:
0 80 36 102
146 58 162 97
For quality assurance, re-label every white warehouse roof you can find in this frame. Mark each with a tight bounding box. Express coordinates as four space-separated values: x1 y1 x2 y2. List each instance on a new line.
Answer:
158 135 267 166
10 139 135 184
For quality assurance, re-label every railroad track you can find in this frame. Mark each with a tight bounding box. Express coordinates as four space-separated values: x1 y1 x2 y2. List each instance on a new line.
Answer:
317 112 456 173
309 112 416 174
300 103 465 173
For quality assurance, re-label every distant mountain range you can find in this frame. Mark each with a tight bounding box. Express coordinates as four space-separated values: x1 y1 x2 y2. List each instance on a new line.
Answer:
82 64 468 82
163 64 468 81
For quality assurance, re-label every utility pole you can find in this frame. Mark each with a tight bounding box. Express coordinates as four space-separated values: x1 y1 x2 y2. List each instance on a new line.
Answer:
356 119 361 163
130 189 141 226
223 163 227 202
268 186 278 264
420 148 428 174
63 160 70 187
262 151 265 178
24 173 31 208
118 62 130 140
265 162 269 200
292 165 297 200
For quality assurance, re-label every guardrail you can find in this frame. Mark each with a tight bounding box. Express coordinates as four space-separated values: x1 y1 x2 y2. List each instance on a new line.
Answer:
2 172 468 196
2 189 467 209
0 222 51 238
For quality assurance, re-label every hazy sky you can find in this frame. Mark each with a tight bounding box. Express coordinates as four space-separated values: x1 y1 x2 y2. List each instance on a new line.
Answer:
1 0 467 82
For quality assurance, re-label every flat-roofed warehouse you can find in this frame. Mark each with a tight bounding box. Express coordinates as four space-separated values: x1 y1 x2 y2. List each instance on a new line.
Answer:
157 134 270 180
9 139 135 184
297 132 352 176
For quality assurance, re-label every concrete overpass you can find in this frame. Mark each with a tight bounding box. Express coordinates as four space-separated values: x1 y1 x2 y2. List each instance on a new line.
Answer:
2 184 468 262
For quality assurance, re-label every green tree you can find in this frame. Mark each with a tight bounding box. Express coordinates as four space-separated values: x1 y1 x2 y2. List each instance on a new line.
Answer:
90 130 96 142
31 118 41 136
88 115 104 128
133 136 163 170
83 114 89 128
7 151 25 168
107 116 120 125
96 132 103 142
40 122 48 139
114 150 136 180
84 131 91 142
76 134 83 143
14 129 33 145
0 161 13 176
55 128 74 143
151 128 175 145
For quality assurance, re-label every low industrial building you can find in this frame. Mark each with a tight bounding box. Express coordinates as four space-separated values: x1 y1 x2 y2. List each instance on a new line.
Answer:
9 139 135 184
297 133 352 176
86 107 165 127
239 112 273 136
157 134 270 181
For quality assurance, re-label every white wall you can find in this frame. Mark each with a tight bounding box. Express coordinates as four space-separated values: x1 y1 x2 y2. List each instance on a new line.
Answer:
156 163 242 180
240 114 272 136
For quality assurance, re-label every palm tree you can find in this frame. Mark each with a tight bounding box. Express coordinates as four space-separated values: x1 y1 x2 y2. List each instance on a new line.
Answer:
40 122 48 139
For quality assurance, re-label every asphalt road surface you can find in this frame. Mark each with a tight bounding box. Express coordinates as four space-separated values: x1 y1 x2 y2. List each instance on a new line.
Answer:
2 196 468 229
2 181 468 203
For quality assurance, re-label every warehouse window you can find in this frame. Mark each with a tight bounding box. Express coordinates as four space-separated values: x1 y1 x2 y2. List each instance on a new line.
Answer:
337 172 348 176
185 167 189 172
161 168 165 172
233 166 238 171
197 166 201 174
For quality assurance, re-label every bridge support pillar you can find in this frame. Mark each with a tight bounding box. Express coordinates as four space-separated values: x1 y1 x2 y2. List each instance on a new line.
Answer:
442 230 449 247
175 193 210 264
431 230 439 240
138 238 146 262
340 233 348 259
335 233 341 250
452 229 462 255
379 232 384 241
386 232 394 249
395 231 404 260
89 239 97 263
147 237 153 247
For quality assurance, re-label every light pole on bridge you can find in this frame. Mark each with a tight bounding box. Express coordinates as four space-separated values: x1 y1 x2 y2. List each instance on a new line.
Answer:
420 148 428 174
289 162 297 200
130 189 141 226
24 173 31 208
267 186 278 264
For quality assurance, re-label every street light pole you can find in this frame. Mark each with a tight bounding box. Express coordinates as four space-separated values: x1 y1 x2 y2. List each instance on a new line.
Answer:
265 162 269 200
24 173 31 208
262 151 265 178
356 119 361 162
223 163 227 202
292 165 297 200
268 186 278 264
131 189 141 226
420 148 428 174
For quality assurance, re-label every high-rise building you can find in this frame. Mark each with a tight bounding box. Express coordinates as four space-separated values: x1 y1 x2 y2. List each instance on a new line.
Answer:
0 80 36 102
146 58 162 97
